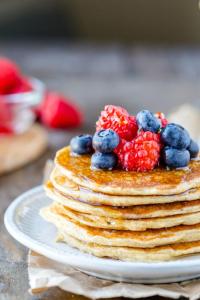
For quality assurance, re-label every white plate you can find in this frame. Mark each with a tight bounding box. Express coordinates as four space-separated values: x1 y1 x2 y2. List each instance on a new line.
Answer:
4 186 200 283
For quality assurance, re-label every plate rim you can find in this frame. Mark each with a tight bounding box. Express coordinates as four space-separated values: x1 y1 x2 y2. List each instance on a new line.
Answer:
4 185 200 270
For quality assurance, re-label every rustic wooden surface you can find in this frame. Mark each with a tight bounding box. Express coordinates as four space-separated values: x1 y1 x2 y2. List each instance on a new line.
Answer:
1 42 200 300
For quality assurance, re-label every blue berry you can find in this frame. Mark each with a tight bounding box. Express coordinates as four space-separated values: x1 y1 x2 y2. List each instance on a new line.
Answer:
70 134 93 155
93 129 119 153
161 123 190 149
162 147 190 168
91 152 118 170
188 139 199 158
136 110 161 133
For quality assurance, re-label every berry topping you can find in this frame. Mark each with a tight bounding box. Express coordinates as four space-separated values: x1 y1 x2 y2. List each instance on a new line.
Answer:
0 57 21 94
96 105 138 141
188 139 199 159
91 152 118 170
161 123 190 150
121 131 161 171
40 92 82 129
155 112 168 128
162 147 190 168
136 109 161 133
70 105 199 172
114 138 126 167
93 129 119 153
70 134 93 155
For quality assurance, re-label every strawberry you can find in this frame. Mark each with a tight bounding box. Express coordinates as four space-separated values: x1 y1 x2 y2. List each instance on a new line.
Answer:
39 92 82 128
10 77 33 94
0 98 13 134
0 57 21 94
0 99 12 124
0 125 13 135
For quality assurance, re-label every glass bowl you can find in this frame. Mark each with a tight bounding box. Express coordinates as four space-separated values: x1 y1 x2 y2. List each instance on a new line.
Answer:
0 77 45 135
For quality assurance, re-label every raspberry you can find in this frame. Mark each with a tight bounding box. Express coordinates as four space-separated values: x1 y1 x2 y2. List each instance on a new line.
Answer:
122 131 161 171
114 138 126 166
0 58 21 94
40 92 82 128
96 105 138 141
155 112 168 128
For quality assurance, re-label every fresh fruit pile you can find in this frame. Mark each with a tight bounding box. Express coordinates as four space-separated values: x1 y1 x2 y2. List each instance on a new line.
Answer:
0 57 33 95
0 58 33 134
70 105 199 172
0 57 82 134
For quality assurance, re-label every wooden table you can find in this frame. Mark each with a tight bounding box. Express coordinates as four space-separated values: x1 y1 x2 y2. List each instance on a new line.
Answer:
1 42 200 300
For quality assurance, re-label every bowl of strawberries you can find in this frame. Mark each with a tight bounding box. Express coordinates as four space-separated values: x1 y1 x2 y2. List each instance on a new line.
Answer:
0 57 45 135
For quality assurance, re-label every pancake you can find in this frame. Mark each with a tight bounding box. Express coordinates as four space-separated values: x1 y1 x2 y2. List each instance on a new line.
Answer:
51 167 200 206
0 124 47 175
40 205 200 248
55 146 200 196
45 182 200 219
52 201 200 231
57 231 200 262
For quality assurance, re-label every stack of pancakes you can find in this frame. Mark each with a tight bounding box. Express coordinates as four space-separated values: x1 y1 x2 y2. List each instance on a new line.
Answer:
41 146 200 262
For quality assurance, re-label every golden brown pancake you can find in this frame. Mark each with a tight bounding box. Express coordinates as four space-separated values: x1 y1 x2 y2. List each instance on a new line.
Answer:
51 167 200 206
52 201 200 231
41 145 200 262
57 231 200 262
55 146 200 196
45 181 200 219
0 124 47 175
40 205 200 248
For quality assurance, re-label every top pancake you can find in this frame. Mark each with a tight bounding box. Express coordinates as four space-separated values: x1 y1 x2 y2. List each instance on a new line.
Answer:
51 167 200 206
55 146 200 196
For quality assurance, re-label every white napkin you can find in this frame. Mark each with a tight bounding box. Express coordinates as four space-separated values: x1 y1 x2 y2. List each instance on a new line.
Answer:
28 251 200 300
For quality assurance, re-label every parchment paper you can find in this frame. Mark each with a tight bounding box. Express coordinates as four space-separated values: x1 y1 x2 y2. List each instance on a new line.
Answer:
28 251 200 300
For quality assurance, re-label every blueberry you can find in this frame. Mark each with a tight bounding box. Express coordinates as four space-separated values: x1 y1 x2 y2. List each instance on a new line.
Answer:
161 123 190 149
92 129 120 153
70 134 93 155
136 110 161 133
188 139 199 158
91 152 118 170
162 147 190 168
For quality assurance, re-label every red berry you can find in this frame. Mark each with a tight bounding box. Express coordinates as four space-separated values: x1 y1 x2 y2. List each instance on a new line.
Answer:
0 98 13 127
96 105 138 141
40 92 82 129
0 125 13 135
155 112 168 128
0 99 13 135
121 131 161 171
0 58 21 94
114 138 126 167
10 77 33 94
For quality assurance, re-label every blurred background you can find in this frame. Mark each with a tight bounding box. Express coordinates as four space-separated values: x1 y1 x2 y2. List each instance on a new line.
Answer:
1 0 200 43
1 0 200 127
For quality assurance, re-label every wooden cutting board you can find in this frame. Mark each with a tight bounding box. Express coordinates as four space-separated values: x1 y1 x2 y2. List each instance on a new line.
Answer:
0 124 48 175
